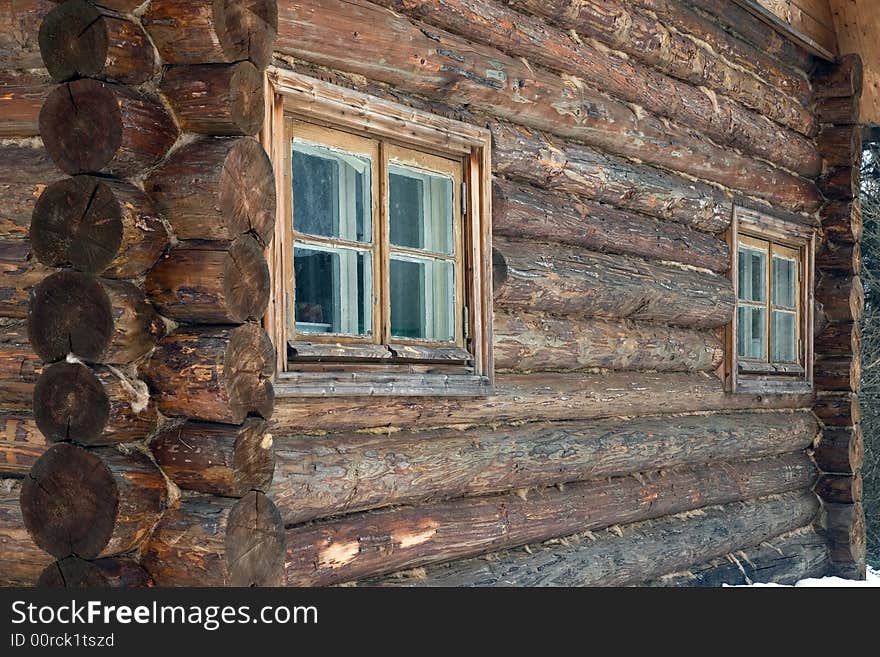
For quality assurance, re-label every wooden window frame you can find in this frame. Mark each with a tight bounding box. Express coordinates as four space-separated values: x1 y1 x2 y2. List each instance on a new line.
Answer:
725 206 816 394
262 68 494 397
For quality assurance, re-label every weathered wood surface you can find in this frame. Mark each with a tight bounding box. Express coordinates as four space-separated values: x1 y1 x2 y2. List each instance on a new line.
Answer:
271 371 815 433
370 0 818 173
0 238 47 319
146 236 270 323
816 473 862 504
0 412 44 476
813 426 863 474
143 0 278 68
815 321 861 357
818 125 863 168
490 122 731 233
817 241 860 274
161 61 265 136
504 0 813 133
141 490 286 587
815 274 864 323
493 239 734 329
284 453 816 585
0 69 52 138
814 392 860 426
37 556 153 588
39 0 157 84
814 356 860 392
366 492 818 587
145 137 276 244
813 54 863 99
28 271 165 364
492 179 729 272
644 527 830 587
819 167 858 202
34 361 156 446
0 140 63 238
143 323 275 424
818 95 862 125
0 479 53 586
820 502 866 568
0 320 41 408
151 418 275 497
30 176 168 278
271 411 817 525
20 443 167 558
821 199 862 243
493 312 722 373
0 0 54 69
276 0 821 211
39 79 178 177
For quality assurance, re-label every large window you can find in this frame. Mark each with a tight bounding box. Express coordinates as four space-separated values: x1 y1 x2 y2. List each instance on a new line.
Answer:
263 70 493 396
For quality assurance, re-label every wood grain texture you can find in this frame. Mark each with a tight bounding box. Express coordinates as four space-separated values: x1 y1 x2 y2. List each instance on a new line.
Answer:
0 140 64 238
0 69 52 138
0 320 41 409
813 425 863 474
0 238 47 319
0 0 54 69
0 478 53 586
0 411 45 476
37 556 153 588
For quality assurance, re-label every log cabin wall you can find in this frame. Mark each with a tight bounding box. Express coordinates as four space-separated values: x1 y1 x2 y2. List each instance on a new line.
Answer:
0 0 866 587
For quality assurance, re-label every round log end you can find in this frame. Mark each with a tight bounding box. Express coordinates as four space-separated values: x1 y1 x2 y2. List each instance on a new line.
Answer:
220 138 276 244
21 443 119 559
227 323 276 421
28 270 113 363
226 235 271 321
226 490 285 586
229 60 265 135
217 0 278 68
39 0 108 83
33 361 109 445
233 418 275 494
37 556 154 588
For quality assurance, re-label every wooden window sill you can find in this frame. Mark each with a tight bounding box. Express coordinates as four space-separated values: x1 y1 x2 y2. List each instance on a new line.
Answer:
275 371 493 397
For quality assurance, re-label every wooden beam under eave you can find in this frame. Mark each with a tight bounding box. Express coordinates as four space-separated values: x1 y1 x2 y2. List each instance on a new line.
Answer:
830 0 880 125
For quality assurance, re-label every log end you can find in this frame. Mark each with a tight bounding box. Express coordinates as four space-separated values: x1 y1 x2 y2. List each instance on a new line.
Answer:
37 556 154 588
219 138 277 244
227 490 286 586
39 0 108 83
33 361 109 445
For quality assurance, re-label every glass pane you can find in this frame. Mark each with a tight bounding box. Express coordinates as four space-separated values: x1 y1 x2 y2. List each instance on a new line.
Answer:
737 305 767 360
390 255 454 341
772 256 797 309
389 164 454 255
771 310 797 363
292 141 371 243
737 247 766 302
293 244 372 336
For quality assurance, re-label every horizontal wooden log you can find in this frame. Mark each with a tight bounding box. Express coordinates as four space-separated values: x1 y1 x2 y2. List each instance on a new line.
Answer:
493 311 723 373
21 443 167 558
815 321 861 357
151 418 275 497
0 238 47 318
142 0 278 68
818 167 858 202
28 271 165 364
39 79 178 177
0 320 41 408
493 239 734 328
143 323 275 424
490 122 731 233
0 140 64 238
141 490 286 587
0 411 45 476
817 241 860 274
816 474 862 504
492 179 729 272
818 95 862 125
34 361 156 446
277 0 821 211
37 556 153 588
0 478 53 586
145 137 275 244
821 199 862 243
0 69 52 138
283 453 817 585
372 0 818 173
813 54 863 99
813 426 863 474
30 176 168 278
271 410 818 525
820 502 866 567
366 492 819 586
818 125 863 168
39 0 157 84
145 235 270 323
271 371 815 433
505 0 813 134
161 61 264 136
814 393 860 426
815 274 863 323
814 356 860 392
644 527 830 586
0 0 53 69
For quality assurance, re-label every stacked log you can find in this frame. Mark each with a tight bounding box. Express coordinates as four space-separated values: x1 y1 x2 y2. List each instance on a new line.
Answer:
811 54 866 581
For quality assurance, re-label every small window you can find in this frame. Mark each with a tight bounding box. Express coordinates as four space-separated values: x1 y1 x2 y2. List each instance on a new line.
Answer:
728 207 816 393
263 70 493 396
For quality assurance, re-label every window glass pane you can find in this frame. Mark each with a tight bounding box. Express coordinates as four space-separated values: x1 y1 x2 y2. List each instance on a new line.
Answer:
292 141 371 243
772 256 797 309
389 164 453 255
737 305 767 360
737 246 766 302
771 310 797 363
293 243 372 336
390 255 454 341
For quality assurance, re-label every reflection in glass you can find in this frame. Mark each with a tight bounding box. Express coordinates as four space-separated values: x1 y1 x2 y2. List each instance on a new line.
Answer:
737 305 767 360
294 244 371 336
390 255 454 341
737 246 766 302
772 256 797 309
772 310 797 363
389 164 453 255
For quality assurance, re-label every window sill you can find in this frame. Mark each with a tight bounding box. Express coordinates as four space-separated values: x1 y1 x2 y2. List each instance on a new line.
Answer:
274 371 493 397
733 376 813 395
